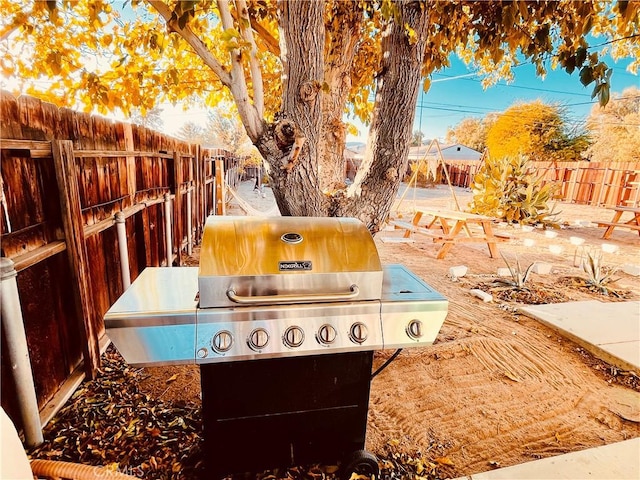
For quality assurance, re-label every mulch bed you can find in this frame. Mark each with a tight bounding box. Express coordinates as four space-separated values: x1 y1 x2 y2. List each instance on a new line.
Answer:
28 346 451 480
470 276 634 305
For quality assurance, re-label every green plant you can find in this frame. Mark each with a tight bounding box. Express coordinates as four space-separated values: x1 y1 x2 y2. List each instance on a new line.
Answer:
495 253 535 290
580 250 620 295
469 155 560 226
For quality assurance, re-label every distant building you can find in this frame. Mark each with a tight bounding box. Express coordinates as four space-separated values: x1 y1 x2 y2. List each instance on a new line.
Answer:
343 142 482 181
408 143 482 162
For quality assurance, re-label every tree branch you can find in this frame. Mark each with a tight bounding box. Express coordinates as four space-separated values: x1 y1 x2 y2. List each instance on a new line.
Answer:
0 23 20 42
146 0 232 86
217 0 262 139
250 18 280 56
236 0 264 117
146 0 264 140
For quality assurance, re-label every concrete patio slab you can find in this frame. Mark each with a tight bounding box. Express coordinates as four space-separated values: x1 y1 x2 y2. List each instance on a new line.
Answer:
520 300 640 372
453 438 640 480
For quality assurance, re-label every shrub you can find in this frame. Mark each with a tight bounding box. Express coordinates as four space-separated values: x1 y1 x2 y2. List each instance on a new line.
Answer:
469 155 559 226
409 160 439 187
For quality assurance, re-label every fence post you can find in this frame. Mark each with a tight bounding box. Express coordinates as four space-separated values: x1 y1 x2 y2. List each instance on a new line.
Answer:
186 187 193 256
172 151 183 266
114 212 131 289
215 158 225 215
0 258 44 447
164 192 173 267
52 140 101 378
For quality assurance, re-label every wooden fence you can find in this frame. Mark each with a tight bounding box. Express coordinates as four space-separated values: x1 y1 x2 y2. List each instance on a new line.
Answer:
442 160 640 208
0 92 241 429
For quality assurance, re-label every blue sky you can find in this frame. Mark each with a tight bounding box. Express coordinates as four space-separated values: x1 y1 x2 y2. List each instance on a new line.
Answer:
408 55 638 142
346 54 638 144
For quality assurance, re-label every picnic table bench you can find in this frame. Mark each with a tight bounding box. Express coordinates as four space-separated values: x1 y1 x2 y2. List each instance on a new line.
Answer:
596 206 640 239
389 208 510 259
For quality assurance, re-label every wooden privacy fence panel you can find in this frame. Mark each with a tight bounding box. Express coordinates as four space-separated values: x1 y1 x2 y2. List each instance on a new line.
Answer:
0 92 236 428
441 159 640 208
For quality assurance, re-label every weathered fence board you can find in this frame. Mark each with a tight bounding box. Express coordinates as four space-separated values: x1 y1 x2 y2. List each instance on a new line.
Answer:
53 140 102 377
441 159 640 207
1 92 238 430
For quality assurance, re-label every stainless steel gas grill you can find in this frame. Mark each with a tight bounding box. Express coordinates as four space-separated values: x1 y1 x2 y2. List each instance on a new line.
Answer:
105 216 448 478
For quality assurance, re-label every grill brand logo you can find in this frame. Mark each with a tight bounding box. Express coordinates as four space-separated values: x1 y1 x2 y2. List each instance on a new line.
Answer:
279 260 312 271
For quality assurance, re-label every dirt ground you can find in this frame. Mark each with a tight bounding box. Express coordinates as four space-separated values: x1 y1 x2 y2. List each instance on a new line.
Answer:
138 183 640 478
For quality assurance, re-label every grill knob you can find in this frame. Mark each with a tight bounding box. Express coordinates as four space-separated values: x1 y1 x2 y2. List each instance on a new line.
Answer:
197 347 208 358
283 326 305 348
316 324 337 345
248 328 270 351
212 330 233 353
349 322 368 344
406 319 423 340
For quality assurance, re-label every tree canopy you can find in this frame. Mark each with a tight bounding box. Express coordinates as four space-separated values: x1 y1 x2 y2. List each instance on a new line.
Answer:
2 1 638 230
445 115 498 153
486 101 589 161
586 86 640 163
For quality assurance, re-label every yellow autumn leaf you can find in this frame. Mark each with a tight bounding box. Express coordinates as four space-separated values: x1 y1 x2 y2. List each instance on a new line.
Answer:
434 456 455 466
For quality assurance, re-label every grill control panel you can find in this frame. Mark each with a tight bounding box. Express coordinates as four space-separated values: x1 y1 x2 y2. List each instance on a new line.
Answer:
105 265 448 366
195 302 384 363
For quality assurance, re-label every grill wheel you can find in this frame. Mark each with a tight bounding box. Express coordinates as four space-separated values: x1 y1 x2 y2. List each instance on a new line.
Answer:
341 449 379 480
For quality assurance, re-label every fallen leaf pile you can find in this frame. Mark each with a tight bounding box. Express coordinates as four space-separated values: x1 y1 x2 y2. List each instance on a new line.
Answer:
28 347 204 479
28 346 451 479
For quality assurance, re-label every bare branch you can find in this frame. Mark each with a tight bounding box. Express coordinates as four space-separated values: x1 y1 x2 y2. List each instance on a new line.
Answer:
146 0 263 140
216 0 262 139
236 0 264 117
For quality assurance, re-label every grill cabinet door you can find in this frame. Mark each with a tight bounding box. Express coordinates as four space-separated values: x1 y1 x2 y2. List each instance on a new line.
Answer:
200 351 374 477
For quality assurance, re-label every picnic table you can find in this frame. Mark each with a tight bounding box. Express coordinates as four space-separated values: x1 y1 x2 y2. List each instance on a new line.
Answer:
389 208 509 259
596 206 640 239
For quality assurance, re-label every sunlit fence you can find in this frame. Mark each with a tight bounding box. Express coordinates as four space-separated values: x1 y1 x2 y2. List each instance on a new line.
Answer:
0 92 240 428
443 160 640 208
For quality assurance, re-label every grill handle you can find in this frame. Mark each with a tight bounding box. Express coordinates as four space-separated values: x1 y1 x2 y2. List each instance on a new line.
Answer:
226 284 360 304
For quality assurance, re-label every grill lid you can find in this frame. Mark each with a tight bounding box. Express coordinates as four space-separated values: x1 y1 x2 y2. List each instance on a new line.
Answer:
198 216 383 308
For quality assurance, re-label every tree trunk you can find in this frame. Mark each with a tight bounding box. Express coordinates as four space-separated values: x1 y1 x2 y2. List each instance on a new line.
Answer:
338 1 430 232
255 0 327 216
255 0 429 234
318 2 364 193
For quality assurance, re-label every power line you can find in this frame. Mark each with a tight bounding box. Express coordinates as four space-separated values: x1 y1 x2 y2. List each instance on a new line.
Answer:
431 72 592 97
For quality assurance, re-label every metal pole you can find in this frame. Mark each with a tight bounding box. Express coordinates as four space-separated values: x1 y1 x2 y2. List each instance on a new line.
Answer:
114 212 131 289
164 193 173 267
186 187 193 255
0 258 44 447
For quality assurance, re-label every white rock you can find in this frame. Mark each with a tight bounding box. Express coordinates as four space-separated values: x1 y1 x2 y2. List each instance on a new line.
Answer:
549 245 563 255
449 265 468 278
569 236 585 246
531 262 553 275
497 267 512 277
470 289 493 302
601 243 619 253
545 230 558 238
523 238 536 247
622 264 640 276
